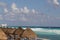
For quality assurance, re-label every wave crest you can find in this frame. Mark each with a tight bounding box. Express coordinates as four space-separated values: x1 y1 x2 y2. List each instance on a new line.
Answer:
31 28 60 35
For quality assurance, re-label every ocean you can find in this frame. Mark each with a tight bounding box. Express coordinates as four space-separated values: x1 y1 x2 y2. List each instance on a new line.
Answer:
9 26 60 40
31 27 60 40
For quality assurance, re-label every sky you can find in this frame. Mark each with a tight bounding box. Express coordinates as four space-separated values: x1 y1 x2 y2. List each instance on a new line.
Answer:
0 0 60 26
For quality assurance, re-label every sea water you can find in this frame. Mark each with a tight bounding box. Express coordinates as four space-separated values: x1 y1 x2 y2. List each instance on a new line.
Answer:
31 27 60 40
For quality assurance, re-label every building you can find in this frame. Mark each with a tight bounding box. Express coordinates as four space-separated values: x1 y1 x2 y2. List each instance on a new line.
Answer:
1 24 7 27
0 24 8 28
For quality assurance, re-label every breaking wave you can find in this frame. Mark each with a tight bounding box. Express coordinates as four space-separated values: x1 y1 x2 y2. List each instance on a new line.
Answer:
31 28 60 35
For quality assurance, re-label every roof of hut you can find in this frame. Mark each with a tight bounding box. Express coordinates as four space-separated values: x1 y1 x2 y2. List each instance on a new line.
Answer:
2 28 16 38
7 28 16 34
14 27 24 36
2 28 16 34
2 28 8 33
21 28 37 38
0 28 7 39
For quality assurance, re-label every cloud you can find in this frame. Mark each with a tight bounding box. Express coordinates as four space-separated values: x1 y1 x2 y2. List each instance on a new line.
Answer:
32 9 36 13
11 3 17 10
11 3 38 14
21 6 29 14
24 6 29 13
53 0 59 6
47 0 60 7
19 14 28 21
20 6 38 14
4 3 58 24
3 5 46 22
5 14 16 21
4 8 8 13
0 2 6 7
1 2 39 22
11 3 20 13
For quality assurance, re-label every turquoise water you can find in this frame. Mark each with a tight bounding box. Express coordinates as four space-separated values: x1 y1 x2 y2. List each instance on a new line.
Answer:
31 28 60 40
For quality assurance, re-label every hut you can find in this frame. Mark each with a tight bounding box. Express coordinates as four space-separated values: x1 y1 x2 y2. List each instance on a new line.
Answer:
7 28 16 34
2 28 8 33
2 28 16 34
2 28 16 40
0 28 7 40
14 27 24 36
21 28 37 40
14 27 24 40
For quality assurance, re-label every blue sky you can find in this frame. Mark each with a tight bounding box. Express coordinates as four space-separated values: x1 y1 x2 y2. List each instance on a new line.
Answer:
0 0 60 26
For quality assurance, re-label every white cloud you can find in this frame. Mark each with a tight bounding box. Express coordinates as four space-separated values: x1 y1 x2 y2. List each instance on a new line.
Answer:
11 3 20 13
4 12 15 17
23 6 29 13
32 9 36 13
11 3 38 14
11 3 17 10
5 14 16 21
4 7 38 22
9 12 15 15
3 3 39 21
48 0 60 7
20 8 23 12
4 8 8 13
53 0 59 6
20 6 39 14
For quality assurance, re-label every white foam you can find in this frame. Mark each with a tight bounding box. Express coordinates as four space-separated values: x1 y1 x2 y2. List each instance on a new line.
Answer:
22 28 60 35
31 28 60 35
